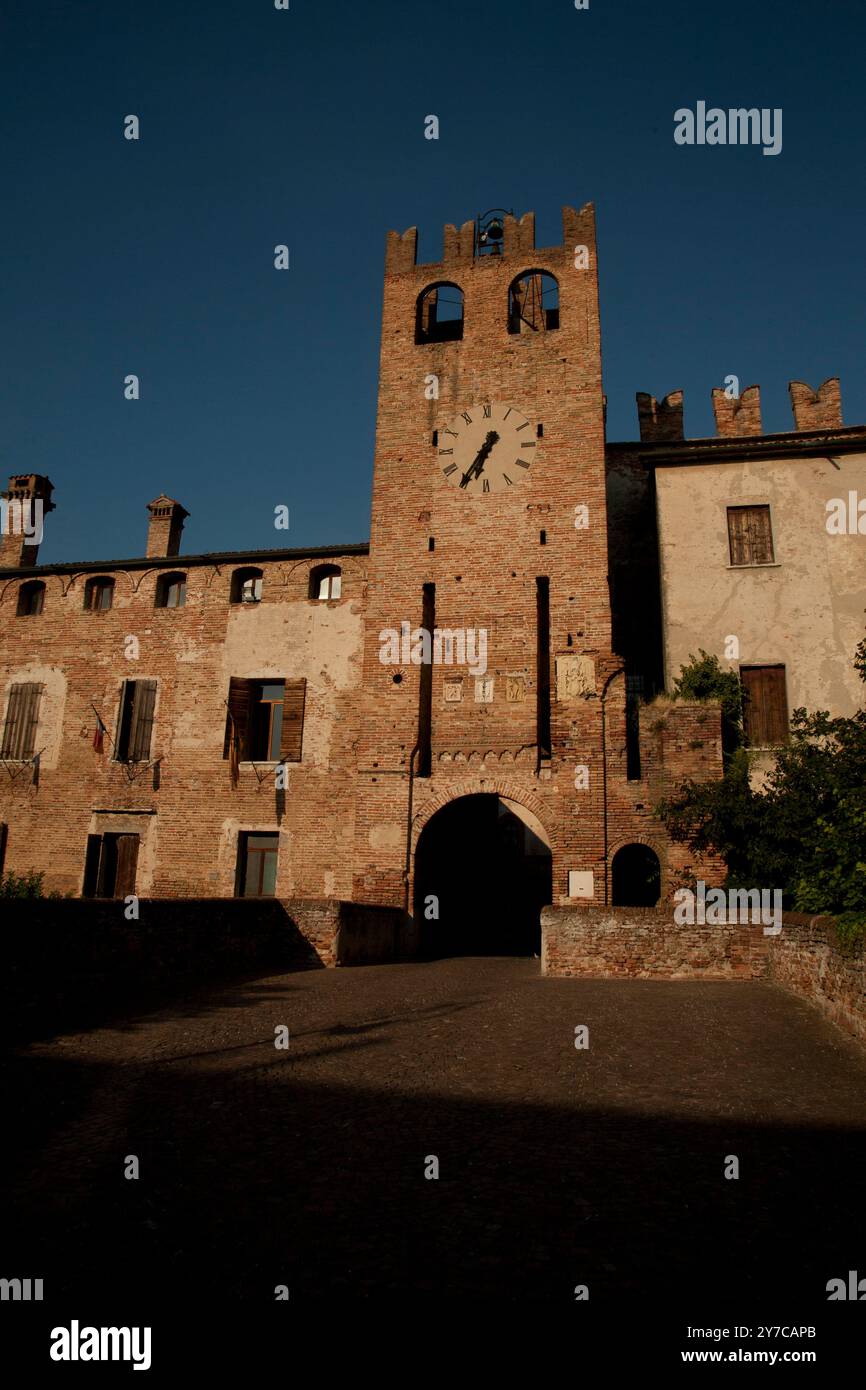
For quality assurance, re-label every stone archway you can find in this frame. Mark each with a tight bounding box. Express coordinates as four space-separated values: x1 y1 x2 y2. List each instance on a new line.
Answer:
413 792 553 957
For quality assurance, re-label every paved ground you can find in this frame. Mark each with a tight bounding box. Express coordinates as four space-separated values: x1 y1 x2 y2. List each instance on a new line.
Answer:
5 957 866 1305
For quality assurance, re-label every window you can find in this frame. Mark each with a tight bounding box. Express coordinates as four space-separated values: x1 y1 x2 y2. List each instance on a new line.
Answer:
727 505 774 566
309 564 341 600
224 677 306 763
115 680 157 762
83 833 139 898
415 282 464 344
155 572 187 608
236 832 280 897
0 683 43 759
84 577 115 611
741 665 789 746
508 271 559 334
0 822 7 878
625 673 644 781
230 567 263 604
17 581 45 616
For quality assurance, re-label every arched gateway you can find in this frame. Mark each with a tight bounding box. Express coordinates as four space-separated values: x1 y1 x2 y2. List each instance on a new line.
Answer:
413 793 553 957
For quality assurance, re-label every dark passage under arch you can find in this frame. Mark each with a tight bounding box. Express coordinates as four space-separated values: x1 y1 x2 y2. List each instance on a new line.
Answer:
413 793 552 957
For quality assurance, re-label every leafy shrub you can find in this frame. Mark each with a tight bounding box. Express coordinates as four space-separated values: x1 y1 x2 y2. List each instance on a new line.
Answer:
0 869 70 899
671 649 743 759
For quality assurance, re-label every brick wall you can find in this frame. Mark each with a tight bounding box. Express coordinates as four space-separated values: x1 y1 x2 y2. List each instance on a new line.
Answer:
541 905 769 978
767 912 866 1045
0 549 366 900
1 896 415 1040
1 206 774 912
542 906 866 1049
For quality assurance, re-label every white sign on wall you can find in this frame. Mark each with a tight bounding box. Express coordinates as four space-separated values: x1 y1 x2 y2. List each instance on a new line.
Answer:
568 870 594 899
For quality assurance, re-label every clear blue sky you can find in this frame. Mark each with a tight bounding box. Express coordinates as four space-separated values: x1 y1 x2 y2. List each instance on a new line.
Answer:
2 0 864 564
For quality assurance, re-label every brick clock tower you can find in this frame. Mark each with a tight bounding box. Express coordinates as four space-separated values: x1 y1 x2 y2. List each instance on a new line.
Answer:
352 204 633 933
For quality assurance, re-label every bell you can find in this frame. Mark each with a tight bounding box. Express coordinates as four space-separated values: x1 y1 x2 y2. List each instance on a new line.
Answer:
486 219 504 241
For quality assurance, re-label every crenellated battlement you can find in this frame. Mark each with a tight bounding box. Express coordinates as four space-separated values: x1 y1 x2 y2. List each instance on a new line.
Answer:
634 377 844 442
384 203 597 273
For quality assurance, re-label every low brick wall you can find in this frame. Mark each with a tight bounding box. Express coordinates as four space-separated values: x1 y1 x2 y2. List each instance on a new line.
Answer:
541 906 769 979
541 905 866 1047
336 901 420 966
767 912 866 1045
1 895 415 1040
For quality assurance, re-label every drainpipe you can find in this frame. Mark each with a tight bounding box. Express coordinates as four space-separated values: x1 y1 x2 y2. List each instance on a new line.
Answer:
403 742 421 914
600 666 626 906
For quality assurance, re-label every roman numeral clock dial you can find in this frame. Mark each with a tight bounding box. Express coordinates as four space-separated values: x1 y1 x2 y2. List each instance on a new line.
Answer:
438 401 536 495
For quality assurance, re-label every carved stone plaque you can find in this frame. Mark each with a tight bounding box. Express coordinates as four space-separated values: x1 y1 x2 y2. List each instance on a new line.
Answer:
556 654 596 700
506 676 526 703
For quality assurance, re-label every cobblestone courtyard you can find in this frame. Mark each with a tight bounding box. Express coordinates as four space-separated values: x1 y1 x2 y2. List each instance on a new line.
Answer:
5 958 866 1305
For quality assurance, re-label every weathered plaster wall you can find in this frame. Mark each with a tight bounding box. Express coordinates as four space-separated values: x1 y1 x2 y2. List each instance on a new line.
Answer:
656 451 866 716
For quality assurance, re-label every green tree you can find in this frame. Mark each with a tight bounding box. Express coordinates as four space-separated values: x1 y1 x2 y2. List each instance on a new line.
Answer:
657 636 866 933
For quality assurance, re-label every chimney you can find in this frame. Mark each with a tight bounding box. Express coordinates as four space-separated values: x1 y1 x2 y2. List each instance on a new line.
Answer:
0 474 55 568
146 495 189 558
711 384 762 437
788 378 842 431
636 390 684 443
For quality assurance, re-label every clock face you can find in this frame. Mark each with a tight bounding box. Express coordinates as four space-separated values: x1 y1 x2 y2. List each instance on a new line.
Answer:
437 401 536 495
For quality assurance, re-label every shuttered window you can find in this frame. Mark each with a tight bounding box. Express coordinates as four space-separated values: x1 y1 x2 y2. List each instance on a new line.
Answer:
115 680 157 761
0 683 43 759
224 677 306 763
727 505 774 566
83 833 140 898
741 666 789 746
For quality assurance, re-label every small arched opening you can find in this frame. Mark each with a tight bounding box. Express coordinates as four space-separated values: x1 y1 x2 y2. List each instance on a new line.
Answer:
415 282 464 345
309 564 342 600
230 567 263 604
611 843 661 907
17 580 45 616
508 270 559 334
155 572 187 608
84 576 115 611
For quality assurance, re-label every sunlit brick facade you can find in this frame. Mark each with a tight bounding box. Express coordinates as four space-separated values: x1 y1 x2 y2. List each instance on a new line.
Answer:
2 204 863 929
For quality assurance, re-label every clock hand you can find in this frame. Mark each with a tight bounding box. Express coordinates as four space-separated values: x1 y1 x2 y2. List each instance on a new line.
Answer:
459 430 500 488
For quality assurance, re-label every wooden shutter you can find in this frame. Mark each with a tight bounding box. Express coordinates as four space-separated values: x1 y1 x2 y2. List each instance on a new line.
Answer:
82 834 102 897
728 506 774 565
115 680 131 759
727 508 750 565
742 666 788 746
223 678 253 759
750 507 774 564
1 686 23 758
129 680 157 761
114 834 140 898
279 678 306 762
22 683 42 758
1 683 42 759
